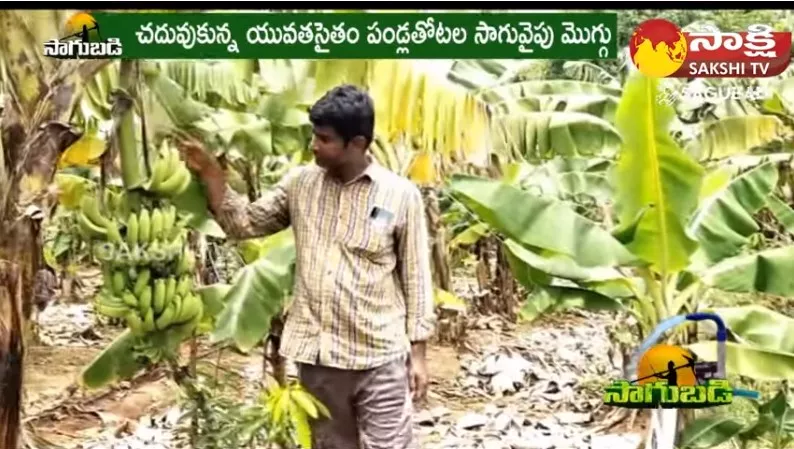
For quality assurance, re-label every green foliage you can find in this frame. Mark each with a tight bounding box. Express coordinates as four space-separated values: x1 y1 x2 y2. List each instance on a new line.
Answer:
210 230 296 352
613 74 705 274
448 174 638 268
42 45 794 449
451 65 794 342
680 391 794 449
178 375 329 449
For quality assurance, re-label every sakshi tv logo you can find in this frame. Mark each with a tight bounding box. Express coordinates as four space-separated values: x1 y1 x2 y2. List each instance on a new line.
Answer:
603 313 759 409
629 18 792 78
43 12 122 59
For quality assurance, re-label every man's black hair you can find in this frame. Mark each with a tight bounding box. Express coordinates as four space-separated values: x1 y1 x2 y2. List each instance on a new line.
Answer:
309 84 375 147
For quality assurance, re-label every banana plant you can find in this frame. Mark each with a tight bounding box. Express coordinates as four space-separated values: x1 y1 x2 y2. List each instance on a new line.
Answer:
448 73 794 384
679 390 794 449
452 75 626 166
0 9 118 446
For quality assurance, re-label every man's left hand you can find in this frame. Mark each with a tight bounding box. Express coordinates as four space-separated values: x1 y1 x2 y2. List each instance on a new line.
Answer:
409 343 429 402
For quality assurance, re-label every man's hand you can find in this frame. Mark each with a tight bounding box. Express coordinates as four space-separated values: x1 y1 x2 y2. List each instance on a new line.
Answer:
408 342 429 402
174 135 227 213
175 135 222 177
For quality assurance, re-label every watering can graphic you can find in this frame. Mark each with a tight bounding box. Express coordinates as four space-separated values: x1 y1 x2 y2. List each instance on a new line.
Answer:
626 313 759 449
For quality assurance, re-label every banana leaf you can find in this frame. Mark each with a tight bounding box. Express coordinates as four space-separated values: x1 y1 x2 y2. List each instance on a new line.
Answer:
700 245 794 296
481 79 621 103
520 285 622 322
448 174 639 268
687 162 778 264
613 73 705 273
489 95 618 122
688 115 785 161
211 230 296 352
677 415 747 449
491 111 621 162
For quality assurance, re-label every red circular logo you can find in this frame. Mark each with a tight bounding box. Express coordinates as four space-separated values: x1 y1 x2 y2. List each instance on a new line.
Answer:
629 18 688 78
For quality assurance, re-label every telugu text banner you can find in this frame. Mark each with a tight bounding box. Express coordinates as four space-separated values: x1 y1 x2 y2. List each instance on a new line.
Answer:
87 12 618 59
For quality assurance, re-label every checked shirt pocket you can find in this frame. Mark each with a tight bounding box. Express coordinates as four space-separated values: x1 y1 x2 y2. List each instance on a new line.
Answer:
343 206 395 261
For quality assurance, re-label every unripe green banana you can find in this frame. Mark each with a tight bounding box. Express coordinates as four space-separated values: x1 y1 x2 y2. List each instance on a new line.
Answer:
164 146 179 178
96 301 132 319
149 157 169 191
151 208 164 240
176 249 189 274
174 311 202 338
171 294 184 323
97 291 126 307
126 311 144 336
111 271 127 295
177 248 196 275
174 168 192 197
126 213 139 246
95 293 132 318
163 277 177 312
142 308 156 332
78 212 108 238
153 279 166 314
133 269 151 297
169 220 185 241
138 209 151 243
175 293 202 323
104 190 116 214
138 285 152 316
176 275 193 297
157 166 191 197
106 220 123 244
155 302 176 330
162 206 177 239
184 252 196 273
81 195 112 229
122 290 139 308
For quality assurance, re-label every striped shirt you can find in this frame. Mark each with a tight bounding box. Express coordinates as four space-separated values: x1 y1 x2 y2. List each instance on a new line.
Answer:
214 161 436 370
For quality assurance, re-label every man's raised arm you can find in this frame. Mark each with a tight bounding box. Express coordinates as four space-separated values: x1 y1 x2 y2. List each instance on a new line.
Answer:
178 139 294 240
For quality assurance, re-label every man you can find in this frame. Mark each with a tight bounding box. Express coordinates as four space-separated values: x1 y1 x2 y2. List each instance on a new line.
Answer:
178 84 436 449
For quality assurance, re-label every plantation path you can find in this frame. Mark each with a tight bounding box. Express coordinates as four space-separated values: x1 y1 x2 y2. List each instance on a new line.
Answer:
22 273 646 449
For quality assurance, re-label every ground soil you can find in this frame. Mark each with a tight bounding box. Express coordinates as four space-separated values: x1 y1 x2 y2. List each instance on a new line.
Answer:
20 268 649 449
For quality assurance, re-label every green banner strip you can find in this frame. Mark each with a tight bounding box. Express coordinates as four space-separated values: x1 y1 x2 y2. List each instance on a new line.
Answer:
77 12 617 59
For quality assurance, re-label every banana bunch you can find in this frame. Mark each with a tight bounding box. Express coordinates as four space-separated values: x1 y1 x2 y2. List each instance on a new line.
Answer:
147 144 192 198
90 204 186 267
103 189 130 220
77 195 124 243
126 205 179 245
96 268 203 336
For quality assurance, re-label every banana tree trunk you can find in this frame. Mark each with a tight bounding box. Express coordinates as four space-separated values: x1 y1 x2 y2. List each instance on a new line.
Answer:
0 119 82 446
267 316 286 385
0 10 112 447
494 242 519 321
421 187 451 291
0 261 24 448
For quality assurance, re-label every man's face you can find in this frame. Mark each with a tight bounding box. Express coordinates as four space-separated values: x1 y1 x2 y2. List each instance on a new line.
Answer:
311 125 362 170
